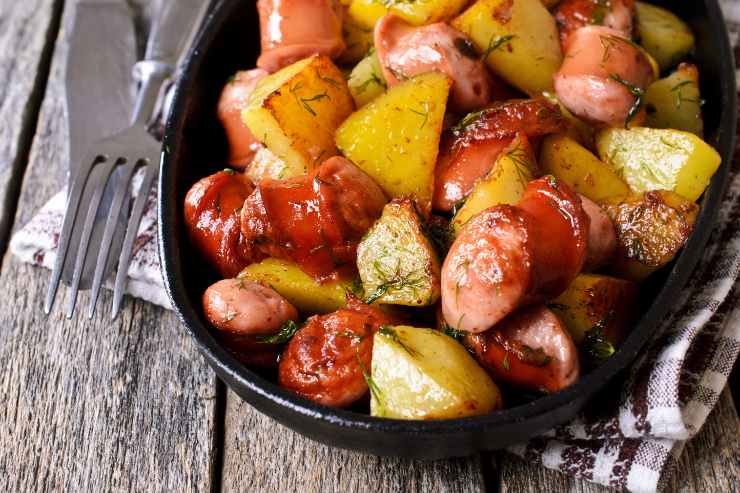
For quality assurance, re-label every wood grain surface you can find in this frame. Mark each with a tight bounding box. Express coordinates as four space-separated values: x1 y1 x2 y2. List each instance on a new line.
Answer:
0 0 737 492
0 1 218 491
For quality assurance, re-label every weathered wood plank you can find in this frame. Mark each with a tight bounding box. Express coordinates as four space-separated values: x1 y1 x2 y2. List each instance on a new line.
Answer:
220 389 486 493
496 387 740 493
0 1 219 490
0 0 63 256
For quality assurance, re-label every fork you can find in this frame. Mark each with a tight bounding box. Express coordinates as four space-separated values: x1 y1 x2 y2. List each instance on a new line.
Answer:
44 0 206 319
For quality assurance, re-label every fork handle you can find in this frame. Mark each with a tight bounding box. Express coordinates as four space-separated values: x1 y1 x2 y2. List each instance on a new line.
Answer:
145 0 206 68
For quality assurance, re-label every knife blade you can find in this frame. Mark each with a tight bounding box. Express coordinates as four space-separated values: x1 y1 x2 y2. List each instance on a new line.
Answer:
62 0 137 288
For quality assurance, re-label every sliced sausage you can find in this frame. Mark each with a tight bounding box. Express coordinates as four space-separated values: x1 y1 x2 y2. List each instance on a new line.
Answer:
554 26 656 127
580 195 617 271
441 176 589 333
433 99 566 212
374 14 495 113
217 69 268 168
465 305 580 393
203 278 298 335
554 0 635 50
256 0 345 72
278 297 397 408
241 156 387 281
184 170 262 278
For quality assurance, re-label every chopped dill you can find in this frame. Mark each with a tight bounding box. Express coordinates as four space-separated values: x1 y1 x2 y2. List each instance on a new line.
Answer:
356 353 384 408
609 73 645 128
365 258 425 305
409 102 429 129
482 34 517 61
379 326 418 357
442 323 467 343
257 320 302 344
451 109 488 134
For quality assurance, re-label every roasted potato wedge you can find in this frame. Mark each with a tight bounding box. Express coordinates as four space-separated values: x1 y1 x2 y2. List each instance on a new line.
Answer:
346 0 388 29
238 258 358 315
644 63 704 137
370 325 503 419
357 199 441 306
542 92 595 149
600 191 699 281
635 2 695 71
348 0 468 27
244 146 290 183
596 127 721 202
336 72 451 213
548 274 638 346
451 134 538 235
243 56 354 176
452 0 562 96
540 134 630 202
347 50 388 108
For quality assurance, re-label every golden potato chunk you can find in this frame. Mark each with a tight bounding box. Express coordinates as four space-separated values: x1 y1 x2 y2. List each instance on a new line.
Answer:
600 191 699 281
238 258 358 315
347 0 468 27
357 199 441 306
347 50 388 108
644 63 704 137
635 2 695 71
540 134 630 202
451 134 538 235
336 72 452 213
548 274 638 346
243 56 354 177
596 127 721 202
453 0 562 96
370 325 503 419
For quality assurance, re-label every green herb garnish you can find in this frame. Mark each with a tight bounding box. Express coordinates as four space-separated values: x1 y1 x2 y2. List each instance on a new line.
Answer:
257 320 302 344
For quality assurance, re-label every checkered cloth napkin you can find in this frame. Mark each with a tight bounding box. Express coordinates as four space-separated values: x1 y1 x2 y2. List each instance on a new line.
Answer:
9 2 740 491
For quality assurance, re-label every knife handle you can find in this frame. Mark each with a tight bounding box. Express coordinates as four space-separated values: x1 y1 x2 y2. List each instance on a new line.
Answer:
145 0 207 69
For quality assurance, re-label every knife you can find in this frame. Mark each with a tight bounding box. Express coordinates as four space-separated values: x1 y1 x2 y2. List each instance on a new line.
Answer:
62 0 137 288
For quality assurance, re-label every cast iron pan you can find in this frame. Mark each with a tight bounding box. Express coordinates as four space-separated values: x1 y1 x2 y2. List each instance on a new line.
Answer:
159 0 736 459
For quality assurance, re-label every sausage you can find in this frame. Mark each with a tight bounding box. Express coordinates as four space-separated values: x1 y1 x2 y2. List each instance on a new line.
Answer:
465 305 580 393
433 99 566 212
184 171 262 278
203 278 298 335
580 195 617 271
203 279 299 368
241 156 387 281
441 176 589 333
217 69 268 168
554 0 635 50
256 0 345 72
554 26 656 127
374 14 495 113
278 297 397 408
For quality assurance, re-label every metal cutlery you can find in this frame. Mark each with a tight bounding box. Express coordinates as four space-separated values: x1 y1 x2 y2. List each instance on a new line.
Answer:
45 0 207 319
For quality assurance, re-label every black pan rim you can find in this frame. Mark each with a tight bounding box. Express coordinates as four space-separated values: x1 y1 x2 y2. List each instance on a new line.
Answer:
158 0 737 445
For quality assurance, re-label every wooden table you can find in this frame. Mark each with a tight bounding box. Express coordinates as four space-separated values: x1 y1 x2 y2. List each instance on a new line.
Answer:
0 1 738 491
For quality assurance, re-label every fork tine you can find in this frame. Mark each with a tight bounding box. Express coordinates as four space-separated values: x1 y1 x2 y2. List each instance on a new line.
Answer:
65 160 119 318
111 163 159 319
87 162 139 318
44 155 102 315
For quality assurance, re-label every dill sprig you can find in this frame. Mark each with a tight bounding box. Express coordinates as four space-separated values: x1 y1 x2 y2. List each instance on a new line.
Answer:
451 109 488 135
609 74 645 128
481 34 516 61
379 326 418 357
356 353 383 407
365 258 425 305
442 323 467 343
257 320 302 344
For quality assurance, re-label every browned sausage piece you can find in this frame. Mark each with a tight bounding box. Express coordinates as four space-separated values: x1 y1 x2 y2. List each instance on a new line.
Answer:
465 305 580 393
203 278 299 335
256 0 345 72
278 297 398 408
217 69 268 168
554 26 656 127
554 0 635 50
441 177 589 333
374 14 494 113
580 195 617 271
184 171 262 278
